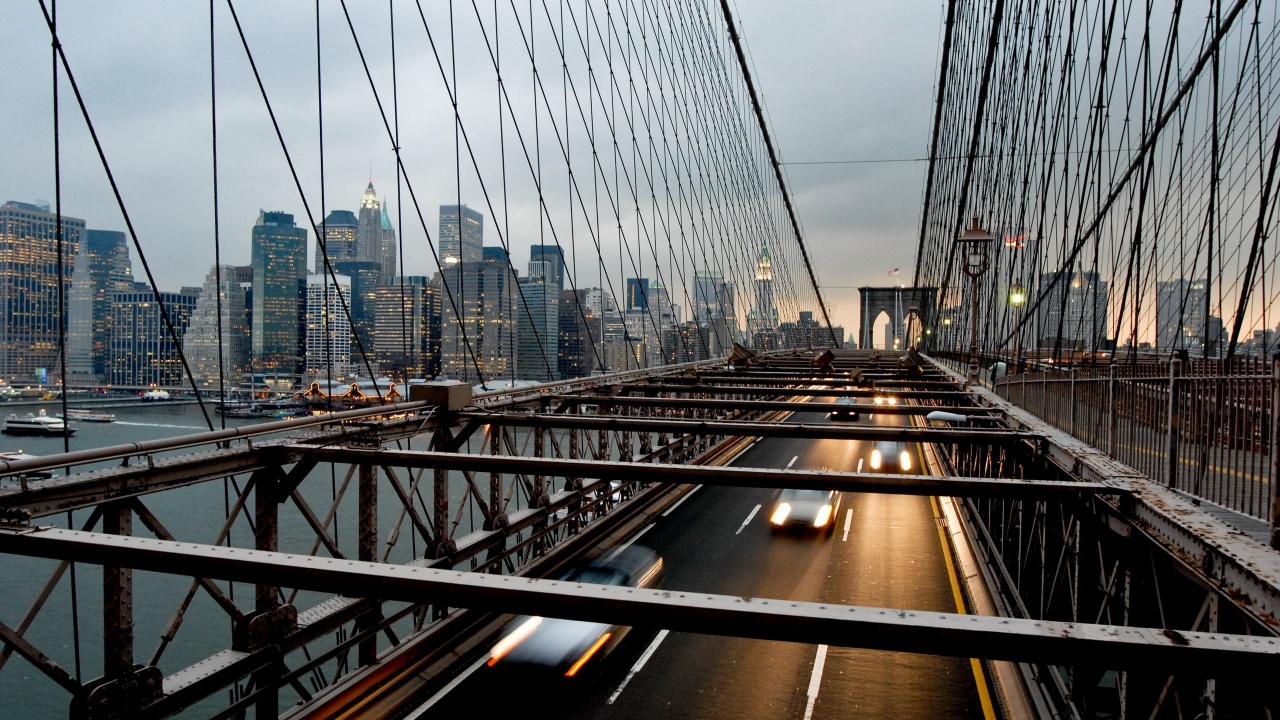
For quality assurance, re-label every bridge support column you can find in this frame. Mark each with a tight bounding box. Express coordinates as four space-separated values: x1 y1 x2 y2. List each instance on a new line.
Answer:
244 470 291 720
1166 359 1183 488
357 463 379 667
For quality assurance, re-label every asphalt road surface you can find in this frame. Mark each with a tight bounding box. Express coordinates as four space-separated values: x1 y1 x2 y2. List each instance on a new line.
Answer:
413 403 989 719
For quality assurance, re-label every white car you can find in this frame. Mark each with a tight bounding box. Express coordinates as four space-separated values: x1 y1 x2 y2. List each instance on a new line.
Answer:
487 546 663 677
769 488 841 537
869 440 912 473
828 397 860 421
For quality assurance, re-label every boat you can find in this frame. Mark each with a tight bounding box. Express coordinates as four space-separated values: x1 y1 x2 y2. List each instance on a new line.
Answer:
2 409 74 436
60 408 116 423
140 390 172 402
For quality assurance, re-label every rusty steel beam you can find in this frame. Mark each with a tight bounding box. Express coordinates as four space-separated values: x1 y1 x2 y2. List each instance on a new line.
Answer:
606 384 971 398
550 395 990 415
1 527 1273 674
460 412 1033 443
294 447 1120 500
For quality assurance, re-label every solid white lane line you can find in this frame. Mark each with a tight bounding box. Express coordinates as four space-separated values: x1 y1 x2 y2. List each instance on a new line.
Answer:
607 629 670 704
856 458 864 473
842 509 853 542
661 486 701 517
786 455 799 469
736 504 762 535
803 644 829 720
405 653 490 717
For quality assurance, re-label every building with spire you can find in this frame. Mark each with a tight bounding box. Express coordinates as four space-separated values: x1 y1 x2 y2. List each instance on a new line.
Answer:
379 202 397 284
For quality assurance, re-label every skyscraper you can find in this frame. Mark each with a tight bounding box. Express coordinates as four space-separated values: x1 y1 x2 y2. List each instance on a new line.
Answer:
251 210 308 374
1035 265 1110 351
626 278 649 311
0 200 84 381
752 243 777 333
530 244 566 290
108 288 198 387
379 202 398 285
438 205 484 265
1156 279 1209 352
315 209 358 274
517 273 559 381
373 276 433 379
67 228 133 383
333 260 382 372
440 247 517 382
185 264 252 388
356 182 381 266
304 273 353 381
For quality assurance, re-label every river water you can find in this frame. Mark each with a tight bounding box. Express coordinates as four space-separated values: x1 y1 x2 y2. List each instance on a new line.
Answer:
0 401 479 719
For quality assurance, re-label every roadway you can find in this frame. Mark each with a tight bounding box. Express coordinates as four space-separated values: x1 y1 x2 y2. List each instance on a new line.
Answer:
409 403 990 719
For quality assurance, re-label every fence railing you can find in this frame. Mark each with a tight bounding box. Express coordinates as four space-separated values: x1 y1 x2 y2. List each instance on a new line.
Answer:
990 357 1276 523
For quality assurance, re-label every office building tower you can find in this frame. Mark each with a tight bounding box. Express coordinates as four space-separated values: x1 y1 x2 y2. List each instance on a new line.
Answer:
752 243 777 334
67 228 134 383
304 273 353 381
108 287 198 387
251 210 308 374
1035 264 1110 351
557 289 598 379
438 205 484 265
531 244 566 290
315 209 358 274
373 276 434 379
626 278 649 312
185 265 252 388
333 260 382 372
440 247 516 382
379 203 398 285
0 200 84 382
517 273 559 381
1156 279 1222 354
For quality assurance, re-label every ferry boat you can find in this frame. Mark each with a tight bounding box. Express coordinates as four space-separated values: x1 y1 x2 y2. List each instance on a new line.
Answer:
2 409 74 436
140 390 172 402
61 408 116 423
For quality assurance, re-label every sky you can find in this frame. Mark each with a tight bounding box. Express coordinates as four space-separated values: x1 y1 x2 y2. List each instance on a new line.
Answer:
0 1 944 344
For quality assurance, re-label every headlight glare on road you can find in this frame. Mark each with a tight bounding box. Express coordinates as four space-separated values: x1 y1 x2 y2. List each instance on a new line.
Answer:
870 449 882 470
770 503 792 525
487 616 543 666
900 451 912 471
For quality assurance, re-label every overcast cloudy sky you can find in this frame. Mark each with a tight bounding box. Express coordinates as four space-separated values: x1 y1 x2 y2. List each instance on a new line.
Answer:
1 1 943 342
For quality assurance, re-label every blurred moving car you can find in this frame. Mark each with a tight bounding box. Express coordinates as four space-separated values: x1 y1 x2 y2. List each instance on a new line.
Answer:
828 396 860 421
487 545 663 677
769 488 841 537
869 440 912 472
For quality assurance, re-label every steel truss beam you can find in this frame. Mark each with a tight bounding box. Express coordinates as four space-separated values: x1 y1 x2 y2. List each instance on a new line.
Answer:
549 395 993 416
602 383 970 398
295 446 1121 500
0 527 1272 674
462 412 1034 443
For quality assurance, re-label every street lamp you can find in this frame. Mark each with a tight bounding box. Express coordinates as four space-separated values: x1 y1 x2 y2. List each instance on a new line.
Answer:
1008 281 1027 372
956 217 993 384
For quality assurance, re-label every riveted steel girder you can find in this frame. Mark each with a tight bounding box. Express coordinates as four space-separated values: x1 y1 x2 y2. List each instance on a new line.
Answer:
550 395 993 416
0 527 1273 674
295 446 1121 500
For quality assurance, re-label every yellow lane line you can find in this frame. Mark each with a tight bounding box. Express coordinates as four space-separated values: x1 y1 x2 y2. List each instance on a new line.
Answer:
931 495 997 720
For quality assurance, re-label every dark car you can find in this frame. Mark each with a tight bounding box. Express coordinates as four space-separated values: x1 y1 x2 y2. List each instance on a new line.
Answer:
869 440 913 473
769 488 841 536
828 396 860 421
487 545 664 677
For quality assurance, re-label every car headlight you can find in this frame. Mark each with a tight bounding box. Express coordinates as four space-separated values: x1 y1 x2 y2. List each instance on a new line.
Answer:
770 503 792 525
870 449 882 470
813 504 833 528
888 397 898 405
900 451 912 471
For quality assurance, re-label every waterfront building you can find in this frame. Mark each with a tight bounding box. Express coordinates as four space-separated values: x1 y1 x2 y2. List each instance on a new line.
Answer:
304 273 353 381
108 287 198 387
372 276 435 379
250 210 308 374
67 228 133 383
0 200 84 382
185 265 252 388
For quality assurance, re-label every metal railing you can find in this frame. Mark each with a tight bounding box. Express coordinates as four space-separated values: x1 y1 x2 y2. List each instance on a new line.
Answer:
992 356 1275 522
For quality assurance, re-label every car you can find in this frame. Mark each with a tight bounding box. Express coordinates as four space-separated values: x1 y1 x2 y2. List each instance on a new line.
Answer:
828 396 860 420
769 488 841 536
871 395 898 406
869 440 913 473
486 545 663 677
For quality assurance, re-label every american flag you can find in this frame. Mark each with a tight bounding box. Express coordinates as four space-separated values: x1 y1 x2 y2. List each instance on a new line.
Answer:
888 268 900 276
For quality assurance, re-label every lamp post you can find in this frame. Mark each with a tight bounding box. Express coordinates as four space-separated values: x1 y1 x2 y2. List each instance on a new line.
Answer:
956 217 993 384
1008 281 1027 372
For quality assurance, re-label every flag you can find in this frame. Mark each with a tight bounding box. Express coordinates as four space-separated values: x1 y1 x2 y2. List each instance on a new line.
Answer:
888 268 900 276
